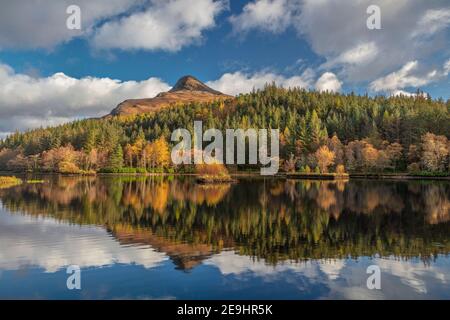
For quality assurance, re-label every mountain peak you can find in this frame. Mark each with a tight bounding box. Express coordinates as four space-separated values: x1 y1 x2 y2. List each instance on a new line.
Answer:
106 75 232 117
169 75 222 95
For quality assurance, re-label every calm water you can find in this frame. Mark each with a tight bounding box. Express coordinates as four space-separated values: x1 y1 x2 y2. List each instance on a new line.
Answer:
0 176 449 299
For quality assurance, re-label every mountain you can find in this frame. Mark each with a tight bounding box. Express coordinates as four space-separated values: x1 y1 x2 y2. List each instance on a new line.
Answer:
107 75 232 117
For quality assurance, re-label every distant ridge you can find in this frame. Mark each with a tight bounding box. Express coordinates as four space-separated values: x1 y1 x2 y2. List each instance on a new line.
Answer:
107 75 232 117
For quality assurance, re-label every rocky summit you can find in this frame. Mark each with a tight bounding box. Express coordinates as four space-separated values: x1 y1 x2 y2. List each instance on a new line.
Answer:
107 75 232 117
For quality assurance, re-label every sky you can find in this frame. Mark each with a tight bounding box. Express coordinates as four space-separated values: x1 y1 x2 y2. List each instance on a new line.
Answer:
0 0 449 137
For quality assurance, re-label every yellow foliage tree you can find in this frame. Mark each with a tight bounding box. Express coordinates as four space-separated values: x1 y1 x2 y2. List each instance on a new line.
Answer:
315 146 335 173
147 137 171 169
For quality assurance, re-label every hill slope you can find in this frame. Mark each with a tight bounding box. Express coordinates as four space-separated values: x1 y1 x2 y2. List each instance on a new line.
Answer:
108 75 232 117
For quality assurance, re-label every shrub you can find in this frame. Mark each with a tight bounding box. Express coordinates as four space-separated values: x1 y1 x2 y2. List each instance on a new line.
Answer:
195 163 229 177
407 162 421 173
58 161 80 174
336 164 346 174
0 176 22 189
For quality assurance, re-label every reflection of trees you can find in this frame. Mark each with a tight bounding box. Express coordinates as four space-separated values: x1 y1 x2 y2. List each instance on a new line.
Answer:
423 185 450 224
0 176 449 268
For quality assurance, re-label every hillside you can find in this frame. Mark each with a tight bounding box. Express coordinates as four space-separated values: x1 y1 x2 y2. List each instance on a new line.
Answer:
0 84 449 175
108 75 233 117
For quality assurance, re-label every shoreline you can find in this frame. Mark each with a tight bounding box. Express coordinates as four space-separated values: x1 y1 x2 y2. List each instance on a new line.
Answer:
0 171 449 181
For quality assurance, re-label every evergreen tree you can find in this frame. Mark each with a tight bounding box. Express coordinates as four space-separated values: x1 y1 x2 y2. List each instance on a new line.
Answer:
109 144 124 169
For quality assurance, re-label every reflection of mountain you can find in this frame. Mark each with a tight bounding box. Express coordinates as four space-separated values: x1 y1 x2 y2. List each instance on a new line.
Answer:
0 176 449 270
109 224 216 270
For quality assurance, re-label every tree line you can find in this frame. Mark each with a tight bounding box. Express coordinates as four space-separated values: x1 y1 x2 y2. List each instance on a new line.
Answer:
1 84 449 174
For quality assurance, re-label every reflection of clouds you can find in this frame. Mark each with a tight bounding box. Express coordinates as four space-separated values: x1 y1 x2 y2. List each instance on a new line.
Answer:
0 210 168 273
332 286 385 300
204 250 313 276
375 258 449 294
319 260 345 280
205 251 450 299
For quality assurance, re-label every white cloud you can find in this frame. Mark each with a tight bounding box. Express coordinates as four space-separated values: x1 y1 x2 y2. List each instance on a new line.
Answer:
229 0 297 34
412 8 450 38
369 59 450 94
92 0 227 51
0 0 141 49
390 90 427 98
0 0 226 52
322 42 379 68
315 72 342 92
230 0 450 85
297 0 450 82
206 69 315 95
0 63 170 132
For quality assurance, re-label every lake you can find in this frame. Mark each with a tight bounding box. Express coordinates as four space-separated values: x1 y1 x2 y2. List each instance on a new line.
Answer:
0 175 449 299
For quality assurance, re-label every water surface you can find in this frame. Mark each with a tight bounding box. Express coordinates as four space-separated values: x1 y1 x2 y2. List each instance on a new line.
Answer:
0 176 449 299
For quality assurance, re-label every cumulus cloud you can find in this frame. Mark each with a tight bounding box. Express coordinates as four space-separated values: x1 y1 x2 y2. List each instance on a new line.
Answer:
369 59 450 94
92 0 227 51
297 0 450 82
206 69 315 95
0 63 170 132
0 0 226 52
321 42 379 69
230 0 450 84
0 0 141 49
229 0 298 34
315 72 342 92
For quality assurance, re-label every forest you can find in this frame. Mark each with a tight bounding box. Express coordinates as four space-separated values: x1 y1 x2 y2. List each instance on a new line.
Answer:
0 84 449 175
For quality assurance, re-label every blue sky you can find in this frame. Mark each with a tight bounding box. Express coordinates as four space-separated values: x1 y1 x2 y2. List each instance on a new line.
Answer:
0 0 449 135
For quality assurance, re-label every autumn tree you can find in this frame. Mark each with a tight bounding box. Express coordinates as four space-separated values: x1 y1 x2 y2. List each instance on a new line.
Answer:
386 142 403 169
147 137 171 169
421 133 449 171
327 133 344 165
283 154 297 173
361 144 379 170
315 146 335 173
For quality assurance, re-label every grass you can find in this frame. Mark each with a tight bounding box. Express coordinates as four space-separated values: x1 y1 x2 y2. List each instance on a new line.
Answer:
286 172 350 180
0 176 23 189
26 179 46 184
409 171 449 177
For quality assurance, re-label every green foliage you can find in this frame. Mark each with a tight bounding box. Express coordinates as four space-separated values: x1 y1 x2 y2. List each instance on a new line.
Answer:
0 84 449 173
109 144 124 169
99 167 147 174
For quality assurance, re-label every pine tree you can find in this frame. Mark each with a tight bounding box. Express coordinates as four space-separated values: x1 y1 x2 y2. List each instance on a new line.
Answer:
109 144 124 169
